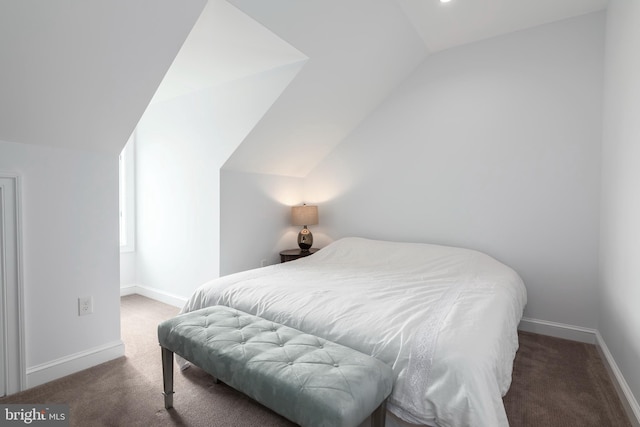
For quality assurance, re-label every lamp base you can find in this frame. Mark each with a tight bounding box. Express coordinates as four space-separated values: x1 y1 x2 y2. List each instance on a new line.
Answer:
297 226 313 251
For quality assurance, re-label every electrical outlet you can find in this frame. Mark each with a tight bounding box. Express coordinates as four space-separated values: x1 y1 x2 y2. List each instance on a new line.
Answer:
78 296 93 316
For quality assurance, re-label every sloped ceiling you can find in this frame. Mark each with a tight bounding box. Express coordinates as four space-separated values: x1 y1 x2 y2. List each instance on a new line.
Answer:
222 0 428 177
150 0 307 105
0 0 206 154
397 0 609 54
222 0 609 177
0 0 610 161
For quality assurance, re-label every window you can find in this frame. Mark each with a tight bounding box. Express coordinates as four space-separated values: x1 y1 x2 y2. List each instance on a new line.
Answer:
119 134 135 252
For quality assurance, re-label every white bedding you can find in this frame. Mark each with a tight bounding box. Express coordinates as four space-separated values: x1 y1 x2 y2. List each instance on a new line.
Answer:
181 237 527 427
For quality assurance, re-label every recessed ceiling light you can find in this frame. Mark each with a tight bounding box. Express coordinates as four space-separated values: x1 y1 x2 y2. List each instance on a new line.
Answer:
440 0 452 3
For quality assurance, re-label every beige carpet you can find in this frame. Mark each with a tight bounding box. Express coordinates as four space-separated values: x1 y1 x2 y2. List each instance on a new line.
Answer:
1 294 631 427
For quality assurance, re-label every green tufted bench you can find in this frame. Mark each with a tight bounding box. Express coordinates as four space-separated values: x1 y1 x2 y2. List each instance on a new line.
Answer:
157 305 393 427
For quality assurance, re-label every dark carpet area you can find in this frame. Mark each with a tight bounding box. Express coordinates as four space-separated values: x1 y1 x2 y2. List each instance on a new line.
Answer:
1 295 631 427
504 331 631 426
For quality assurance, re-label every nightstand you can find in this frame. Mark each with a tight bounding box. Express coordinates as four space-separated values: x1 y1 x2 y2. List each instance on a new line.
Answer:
279 248 319 263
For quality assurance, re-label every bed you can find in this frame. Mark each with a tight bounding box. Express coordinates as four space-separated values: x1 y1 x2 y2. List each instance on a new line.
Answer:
181 237 527 427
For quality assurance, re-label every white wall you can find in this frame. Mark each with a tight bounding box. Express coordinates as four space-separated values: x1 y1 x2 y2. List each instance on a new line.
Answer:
133 63 304 301
304 13 605 329
119 139 136 289
120 252 136 288
220 170 304 275
0 139 122 388
600 0 640 416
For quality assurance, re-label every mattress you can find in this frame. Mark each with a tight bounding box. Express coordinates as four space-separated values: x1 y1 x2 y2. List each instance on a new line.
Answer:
181 237 527 427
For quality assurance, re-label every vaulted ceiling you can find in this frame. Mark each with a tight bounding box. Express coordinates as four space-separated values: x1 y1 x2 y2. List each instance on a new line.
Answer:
0 0 609 163
222 0 609 177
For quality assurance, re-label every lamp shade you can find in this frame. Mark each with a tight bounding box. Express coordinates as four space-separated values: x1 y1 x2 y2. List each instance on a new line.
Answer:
291 205 318 226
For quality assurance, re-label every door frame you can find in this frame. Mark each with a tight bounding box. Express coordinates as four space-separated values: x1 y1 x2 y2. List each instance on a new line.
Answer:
0 173 26 395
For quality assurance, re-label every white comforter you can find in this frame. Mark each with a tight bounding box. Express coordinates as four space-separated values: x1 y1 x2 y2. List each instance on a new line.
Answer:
181 237 527 427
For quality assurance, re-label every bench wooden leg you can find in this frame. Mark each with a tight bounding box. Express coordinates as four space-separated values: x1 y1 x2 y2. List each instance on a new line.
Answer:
161 346 175 409
371 399 387 427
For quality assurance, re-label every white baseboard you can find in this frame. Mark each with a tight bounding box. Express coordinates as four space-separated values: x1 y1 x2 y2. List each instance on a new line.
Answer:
518 317 639 426
120 284 187 308
26 340 125 389
518 317 597 344
595 332 640 427
119 284 138 296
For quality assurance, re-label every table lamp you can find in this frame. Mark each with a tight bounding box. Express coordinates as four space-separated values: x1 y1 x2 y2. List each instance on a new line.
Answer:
291 204 318 251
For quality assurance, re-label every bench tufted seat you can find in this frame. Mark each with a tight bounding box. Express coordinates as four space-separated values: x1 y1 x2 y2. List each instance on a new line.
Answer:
157 305 393 427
